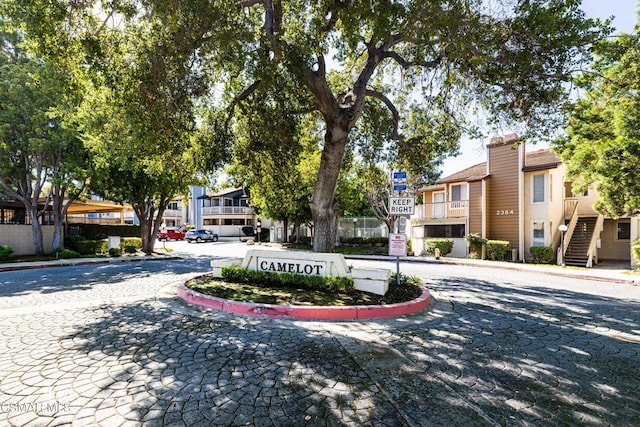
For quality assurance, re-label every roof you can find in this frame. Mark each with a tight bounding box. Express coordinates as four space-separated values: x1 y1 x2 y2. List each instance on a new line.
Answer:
65 199 132 214
198 187 248 199
437 162 488 184
523 149 561 171
434 148 561 186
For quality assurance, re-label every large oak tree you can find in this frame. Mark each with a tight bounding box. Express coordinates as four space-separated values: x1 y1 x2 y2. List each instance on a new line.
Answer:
193 0 609 252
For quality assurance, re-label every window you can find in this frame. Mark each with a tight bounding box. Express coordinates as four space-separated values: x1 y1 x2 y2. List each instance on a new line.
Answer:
203 219 219 226
617 222 631 240
532 221 545 246
532 174 545 203
425 224 465 238
450 184 466 201
167 202 179 210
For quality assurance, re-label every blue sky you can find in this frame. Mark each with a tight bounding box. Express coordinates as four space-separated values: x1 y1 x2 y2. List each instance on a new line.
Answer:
440 1 638 177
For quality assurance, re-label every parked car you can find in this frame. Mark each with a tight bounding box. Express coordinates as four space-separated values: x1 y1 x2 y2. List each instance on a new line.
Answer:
185 229 219 243
157 228 186 241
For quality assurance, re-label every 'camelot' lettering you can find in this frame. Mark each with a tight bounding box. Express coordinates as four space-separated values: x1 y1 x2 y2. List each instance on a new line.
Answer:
257 257 326 276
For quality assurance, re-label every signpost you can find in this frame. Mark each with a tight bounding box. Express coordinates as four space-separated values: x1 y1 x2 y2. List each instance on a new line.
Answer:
389 172 414 285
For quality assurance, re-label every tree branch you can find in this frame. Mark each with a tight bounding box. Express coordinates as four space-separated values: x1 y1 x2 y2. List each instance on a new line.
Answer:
365 89 401 141
225 80 262 127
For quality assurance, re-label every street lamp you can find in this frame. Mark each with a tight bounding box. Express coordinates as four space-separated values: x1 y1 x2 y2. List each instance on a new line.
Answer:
256 220 262 243
352 217 357 239
559 224 568 267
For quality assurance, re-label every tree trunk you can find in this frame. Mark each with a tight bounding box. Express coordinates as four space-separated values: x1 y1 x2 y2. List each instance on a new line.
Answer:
51 188 65 250
26 207 45 255
311 125 349 252
283 218 289 243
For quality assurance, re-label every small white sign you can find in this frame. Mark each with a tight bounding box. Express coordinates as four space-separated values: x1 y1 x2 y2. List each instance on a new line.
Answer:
388 233 407 257
389 197 415 215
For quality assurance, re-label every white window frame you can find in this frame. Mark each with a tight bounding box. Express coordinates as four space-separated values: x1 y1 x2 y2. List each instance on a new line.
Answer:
532 174 546 204
531 220 546 247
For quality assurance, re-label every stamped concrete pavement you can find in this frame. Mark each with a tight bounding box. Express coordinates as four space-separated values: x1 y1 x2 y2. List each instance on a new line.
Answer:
0 248 638 426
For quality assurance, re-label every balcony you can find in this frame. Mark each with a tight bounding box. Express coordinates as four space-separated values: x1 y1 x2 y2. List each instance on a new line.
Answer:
414 201 468 220
162 209 182 218
202 206 254 216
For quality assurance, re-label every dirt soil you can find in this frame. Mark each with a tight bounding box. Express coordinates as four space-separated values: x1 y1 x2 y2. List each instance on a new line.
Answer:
185 275 423 306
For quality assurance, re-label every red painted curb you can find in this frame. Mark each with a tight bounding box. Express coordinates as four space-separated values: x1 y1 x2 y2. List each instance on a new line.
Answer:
177 285 431 321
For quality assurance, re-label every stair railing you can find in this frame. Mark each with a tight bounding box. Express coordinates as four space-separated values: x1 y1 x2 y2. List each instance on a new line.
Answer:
586 214 604 268
563 200 579 254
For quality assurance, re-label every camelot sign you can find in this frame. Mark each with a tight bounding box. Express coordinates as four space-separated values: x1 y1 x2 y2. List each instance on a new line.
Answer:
257 257 326 275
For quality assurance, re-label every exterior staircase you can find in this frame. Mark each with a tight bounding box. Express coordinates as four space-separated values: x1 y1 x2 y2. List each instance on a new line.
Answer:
563 217 597 267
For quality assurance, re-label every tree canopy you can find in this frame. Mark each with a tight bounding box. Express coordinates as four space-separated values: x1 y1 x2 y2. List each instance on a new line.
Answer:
198 0 608 251
3 0 611 253
554 28 640 218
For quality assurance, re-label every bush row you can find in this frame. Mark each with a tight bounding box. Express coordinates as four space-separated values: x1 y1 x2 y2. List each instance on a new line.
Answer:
340 236 388 246
65 236 143 256
221 266 354 294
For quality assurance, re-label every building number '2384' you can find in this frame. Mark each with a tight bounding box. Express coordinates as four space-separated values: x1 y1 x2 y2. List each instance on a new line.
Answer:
496 209 515 216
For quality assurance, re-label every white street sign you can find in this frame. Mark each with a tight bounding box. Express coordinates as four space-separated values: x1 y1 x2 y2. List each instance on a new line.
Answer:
389 197 415 215
388 233 407 257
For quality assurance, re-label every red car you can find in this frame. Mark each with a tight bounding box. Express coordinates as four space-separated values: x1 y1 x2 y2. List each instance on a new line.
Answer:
157 228 186 241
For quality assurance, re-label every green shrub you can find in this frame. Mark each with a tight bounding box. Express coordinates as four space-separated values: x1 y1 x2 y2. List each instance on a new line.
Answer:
390 273 422 286
53 248 80 259
221 266 354 293
465 233 486 258
76 239 108 255
121 237 142 250
422 239 454 257
123 245 137 254
632 239 640 265
108 247 121 257
0 245 14 261
63 235 85 251
75 224 141 240
486 240 510 261
529 246 554 264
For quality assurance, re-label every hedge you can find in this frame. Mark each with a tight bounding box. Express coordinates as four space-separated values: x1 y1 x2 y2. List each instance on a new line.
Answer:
486 240 510 261
423 238 454 257
632 239 640 265
73 224 141 240
53 248 80 259
221 266 354 293
77 239 108 255
529 246 554 264
121 237 142 251
0 245 13 261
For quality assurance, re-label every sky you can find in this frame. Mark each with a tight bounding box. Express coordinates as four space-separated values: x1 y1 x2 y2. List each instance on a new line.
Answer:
439 1 638 177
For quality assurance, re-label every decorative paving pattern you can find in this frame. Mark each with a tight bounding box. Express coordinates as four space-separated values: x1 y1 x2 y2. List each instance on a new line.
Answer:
0 258 638 426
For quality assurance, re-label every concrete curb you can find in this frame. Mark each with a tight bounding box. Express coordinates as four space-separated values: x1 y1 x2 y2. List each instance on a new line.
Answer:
0 255 181 272
345 255 639 285
177 284 431 321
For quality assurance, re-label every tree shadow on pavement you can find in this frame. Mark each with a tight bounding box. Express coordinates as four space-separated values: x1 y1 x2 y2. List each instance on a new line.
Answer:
379 276 640 426
57 302 407 426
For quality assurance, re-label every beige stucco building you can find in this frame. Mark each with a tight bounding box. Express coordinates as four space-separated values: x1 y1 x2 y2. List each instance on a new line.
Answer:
410 134 639 267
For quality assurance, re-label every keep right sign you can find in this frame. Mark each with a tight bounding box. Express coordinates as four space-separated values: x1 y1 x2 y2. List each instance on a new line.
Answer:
389 197 415 215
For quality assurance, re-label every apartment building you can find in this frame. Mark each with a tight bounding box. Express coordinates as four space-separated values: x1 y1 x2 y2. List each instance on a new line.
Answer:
190 187 258 237
410 134 639 267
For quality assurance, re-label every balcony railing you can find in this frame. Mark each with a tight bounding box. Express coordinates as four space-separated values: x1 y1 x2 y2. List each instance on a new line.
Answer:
414 201 468 220
202 206 254 216
162 209 182 218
